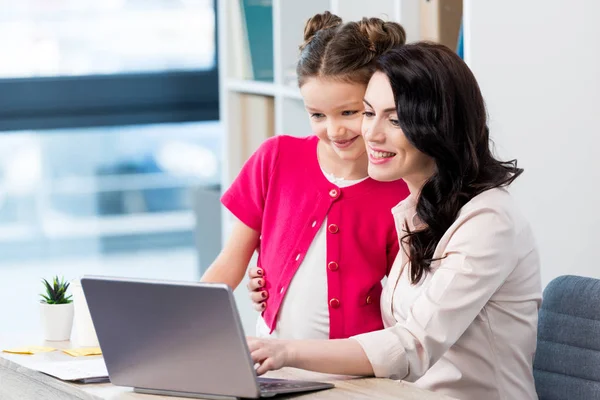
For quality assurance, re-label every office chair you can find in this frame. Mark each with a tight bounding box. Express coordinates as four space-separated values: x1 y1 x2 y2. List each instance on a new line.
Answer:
533 275 600 399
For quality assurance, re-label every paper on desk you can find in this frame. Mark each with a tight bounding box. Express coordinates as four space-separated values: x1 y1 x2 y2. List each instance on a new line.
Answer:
2 346 56 355
63 347 102 357
28 358 109 382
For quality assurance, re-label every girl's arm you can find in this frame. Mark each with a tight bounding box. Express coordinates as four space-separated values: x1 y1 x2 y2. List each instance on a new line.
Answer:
200 219 260 289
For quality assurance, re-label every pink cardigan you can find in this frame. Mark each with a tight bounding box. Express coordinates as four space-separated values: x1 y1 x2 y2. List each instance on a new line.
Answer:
222 135 409 339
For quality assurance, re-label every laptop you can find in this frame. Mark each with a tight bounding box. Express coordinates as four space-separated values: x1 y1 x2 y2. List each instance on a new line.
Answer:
81 276 334 399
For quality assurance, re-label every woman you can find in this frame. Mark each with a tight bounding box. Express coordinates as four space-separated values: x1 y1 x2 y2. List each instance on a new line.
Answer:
246 42 542 400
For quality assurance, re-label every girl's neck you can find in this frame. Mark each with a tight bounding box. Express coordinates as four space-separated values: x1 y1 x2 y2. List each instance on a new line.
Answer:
317 141 369 181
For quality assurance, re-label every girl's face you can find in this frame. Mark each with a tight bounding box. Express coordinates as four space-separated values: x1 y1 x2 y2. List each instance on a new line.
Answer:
300 77 367 162
362 72 435 188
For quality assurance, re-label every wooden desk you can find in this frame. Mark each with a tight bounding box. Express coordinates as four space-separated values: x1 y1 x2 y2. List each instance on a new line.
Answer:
0 339 455 400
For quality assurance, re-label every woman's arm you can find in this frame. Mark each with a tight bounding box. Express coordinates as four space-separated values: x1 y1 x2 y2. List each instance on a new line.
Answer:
248 337 373 376
200 219 260 289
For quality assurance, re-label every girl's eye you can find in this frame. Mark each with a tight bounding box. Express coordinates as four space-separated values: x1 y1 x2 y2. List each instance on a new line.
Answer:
310 113 325 119
342 110 359 116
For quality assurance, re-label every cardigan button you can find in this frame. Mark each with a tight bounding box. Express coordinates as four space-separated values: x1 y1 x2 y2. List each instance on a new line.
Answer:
366 295 373 305
329 188 339 198
327 261 339 271
328 224 339 234
329 298 340 309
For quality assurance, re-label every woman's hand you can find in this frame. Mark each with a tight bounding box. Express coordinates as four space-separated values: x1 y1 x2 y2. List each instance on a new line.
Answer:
247 336 294 375
246 267 268 312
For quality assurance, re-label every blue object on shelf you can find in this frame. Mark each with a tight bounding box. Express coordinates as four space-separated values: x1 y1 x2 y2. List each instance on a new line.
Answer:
241 0 274 82
457 20 464 59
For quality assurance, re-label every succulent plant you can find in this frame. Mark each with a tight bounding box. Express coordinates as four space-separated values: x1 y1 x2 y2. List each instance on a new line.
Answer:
40 276 73 305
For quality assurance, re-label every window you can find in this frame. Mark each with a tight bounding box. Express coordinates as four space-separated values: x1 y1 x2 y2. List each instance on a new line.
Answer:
0 0 218 130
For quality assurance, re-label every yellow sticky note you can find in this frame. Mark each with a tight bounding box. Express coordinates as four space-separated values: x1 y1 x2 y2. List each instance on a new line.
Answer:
2 346 56 355
62 347 102 357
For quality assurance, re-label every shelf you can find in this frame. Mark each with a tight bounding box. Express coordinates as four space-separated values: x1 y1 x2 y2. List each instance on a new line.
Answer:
226 79 278 97
280 85 303 100
226 79 303 101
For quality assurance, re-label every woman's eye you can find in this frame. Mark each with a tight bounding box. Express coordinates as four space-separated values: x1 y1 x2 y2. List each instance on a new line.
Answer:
389 119 400 126
362 111 375 118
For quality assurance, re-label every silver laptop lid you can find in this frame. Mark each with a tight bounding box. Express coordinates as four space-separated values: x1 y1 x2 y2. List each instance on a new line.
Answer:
81 276 261 399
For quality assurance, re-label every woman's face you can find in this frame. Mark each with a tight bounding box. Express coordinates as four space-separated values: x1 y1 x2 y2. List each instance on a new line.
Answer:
361 72 435 188
300 77 367 162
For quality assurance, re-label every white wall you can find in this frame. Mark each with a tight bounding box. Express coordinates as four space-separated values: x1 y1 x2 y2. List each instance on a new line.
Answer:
464 1 600 286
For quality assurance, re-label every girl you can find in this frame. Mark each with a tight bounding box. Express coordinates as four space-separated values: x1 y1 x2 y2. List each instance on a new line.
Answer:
246 42 542 400
201 12 409 340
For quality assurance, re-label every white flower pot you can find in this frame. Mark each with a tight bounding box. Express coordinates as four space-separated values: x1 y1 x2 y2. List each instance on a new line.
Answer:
40 302 74 341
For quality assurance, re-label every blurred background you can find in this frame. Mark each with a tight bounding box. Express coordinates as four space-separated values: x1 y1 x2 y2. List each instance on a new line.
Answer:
0 0 220 336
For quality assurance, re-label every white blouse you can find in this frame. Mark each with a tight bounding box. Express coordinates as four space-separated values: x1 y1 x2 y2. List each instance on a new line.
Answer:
353 188 542 400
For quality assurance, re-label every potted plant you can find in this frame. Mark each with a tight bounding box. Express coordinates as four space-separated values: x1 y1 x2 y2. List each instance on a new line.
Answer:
40 276 74 341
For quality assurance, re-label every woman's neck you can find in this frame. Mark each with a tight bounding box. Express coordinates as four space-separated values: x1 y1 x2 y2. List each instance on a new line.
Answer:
317 141 368 181
404 172 434 199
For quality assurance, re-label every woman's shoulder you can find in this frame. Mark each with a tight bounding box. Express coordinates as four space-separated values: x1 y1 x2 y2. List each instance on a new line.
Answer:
459 188 531 235
463 187 516 214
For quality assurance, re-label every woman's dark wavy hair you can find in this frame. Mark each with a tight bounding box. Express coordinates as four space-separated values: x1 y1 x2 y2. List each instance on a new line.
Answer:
376 42 523 284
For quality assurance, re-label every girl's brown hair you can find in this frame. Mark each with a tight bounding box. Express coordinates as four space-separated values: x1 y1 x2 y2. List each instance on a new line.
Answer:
297 11 406 87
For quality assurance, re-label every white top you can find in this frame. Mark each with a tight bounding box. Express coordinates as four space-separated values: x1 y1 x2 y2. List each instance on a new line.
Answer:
256 171 367 339
352 188 542 400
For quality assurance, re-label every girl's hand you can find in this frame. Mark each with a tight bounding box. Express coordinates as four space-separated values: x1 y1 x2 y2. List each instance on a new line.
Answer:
247 267 268 312
247 336 294 375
